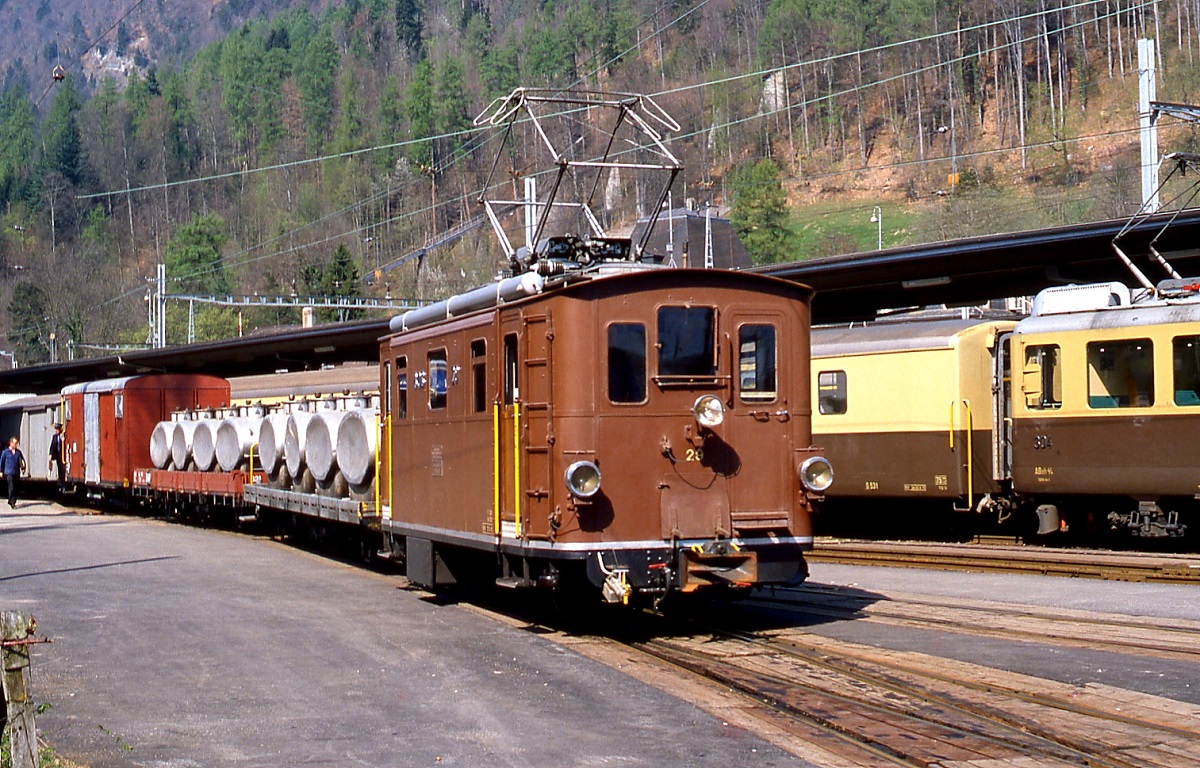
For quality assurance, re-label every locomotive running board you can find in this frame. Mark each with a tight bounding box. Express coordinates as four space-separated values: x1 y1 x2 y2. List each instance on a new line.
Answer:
678 549 758 592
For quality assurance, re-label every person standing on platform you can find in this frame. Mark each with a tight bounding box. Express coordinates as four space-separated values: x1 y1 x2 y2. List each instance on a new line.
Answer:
48 423 66 491
1 436 27 508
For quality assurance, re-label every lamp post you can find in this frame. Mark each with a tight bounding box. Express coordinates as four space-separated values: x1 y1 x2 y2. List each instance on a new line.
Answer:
870 206 882 250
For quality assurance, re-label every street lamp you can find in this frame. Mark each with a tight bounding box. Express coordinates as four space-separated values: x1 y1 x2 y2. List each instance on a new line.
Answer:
869 206 882 250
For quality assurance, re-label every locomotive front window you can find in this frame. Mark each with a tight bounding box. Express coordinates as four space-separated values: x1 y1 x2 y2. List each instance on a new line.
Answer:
817 371 847 414
1087 339 1153 408
738 324 776 401
1023 344 1062 410
608 323 647 403
428 349 448 410
657 306 716 379
1173 336 1200 406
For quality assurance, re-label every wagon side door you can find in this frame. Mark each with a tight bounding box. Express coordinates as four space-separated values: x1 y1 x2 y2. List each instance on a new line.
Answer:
83 392 101 484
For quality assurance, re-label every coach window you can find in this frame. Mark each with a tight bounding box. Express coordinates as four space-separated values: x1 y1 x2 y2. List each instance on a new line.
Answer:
657 306 716 379
608 323 647 403
1173 336 1200 406
1087 339 1153 408
738 324 776 401
428 349 448 410
817 371 847 414
395 356 408 419
471 340 488 413
1023 344 1062 410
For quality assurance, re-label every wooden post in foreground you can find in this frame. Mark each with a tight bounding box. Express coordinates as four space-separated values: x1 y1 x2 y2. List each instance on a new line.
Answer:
2 611 38 768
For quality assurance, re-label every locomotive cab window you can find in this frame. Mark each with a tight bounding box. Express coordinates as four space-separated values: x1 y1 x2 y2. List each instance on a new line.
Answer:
428 349 448 410
738 324 776 401
817 371 847 414
396 356 408 419
503 334 518 405
608 323 647 403
1022 344 1062 410
1088 339 1153 408
1173 336 1200 406
471 340 487 413
657 306 716 381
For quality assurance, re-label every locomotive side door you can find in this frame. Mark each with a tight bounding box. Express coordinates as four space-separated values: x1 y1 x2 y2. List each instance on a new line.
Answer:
496 310 553 540
726 312 793 531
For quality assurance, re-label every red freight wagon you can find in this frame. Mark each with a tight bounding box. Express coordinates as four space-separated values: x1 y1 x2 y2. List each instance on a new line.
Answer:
62 375 230 490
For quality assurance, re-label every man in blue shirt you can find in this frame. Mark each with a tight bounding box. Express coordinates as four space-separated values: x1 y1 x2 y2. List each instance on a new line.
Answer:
1 436 27 508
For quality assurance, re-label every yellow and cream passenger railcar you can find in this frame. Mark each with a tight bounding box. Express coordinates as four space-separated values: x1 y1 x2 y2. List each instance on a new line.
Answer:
1011 281 1199 537
811 318 1016 523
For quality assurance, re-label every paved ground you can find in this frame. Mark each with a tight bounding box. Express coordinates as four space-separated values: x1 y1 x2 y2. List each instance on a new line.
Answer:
0 502 807 768
802 561 1200 704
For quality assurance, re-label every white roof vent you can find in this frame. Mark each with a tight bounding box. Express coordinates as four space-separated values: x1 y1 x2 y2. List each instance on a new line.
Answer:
1031 282 1131 316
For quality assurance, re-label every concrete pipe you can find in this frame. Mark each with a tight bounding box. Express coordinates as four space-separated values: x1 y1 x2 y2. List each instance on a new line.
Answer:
216 416 261 473
305 410 347 483
150 421 176 469
284 411 314 480
171 420 200 471
258 413 289 476
191 419 220 472
336 408 378 488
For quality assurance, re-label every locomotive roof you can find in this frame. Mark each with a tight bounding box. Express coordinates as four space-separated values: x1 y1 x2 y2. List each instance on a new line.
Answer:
386 266 813 340
812 317 1014 357
1016 296 1200 335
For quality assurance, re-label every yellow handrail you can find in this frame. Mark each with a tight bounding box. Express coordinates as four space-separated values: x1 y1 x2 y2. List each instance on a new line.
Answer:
948 401 955 449
512 401 522 537
248 442 259 481
374 414 383 519
492 403 501 538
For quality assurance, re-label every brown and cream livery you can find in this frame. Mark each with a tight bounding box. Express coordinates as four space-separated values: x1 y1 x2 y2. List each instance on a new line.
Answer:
812 279 1199 541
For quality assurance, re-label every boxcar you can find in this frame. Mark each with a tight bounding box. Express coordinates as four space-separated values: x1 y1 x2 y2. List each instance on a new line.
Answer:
63 375 230 490
0 394 62 483
378 267 829 603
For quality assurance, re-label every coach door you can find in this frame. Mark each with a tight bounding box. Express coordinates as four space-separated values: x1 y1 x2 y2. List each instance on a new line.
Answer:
993 332 1014 482
496 311 554 541
727 314 792 530
84 392 100 484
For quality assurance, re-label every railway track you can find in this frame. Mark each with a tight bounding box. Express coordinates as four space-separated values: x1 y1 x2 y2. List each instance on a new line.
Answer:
809 538 1200 583
470 589 1200 768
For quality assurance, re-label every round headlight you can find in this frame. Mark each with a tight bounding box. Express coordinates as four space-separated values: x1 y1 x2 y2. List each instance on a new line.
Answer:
692 394 725 428
799 456 834 492
564 460 602 499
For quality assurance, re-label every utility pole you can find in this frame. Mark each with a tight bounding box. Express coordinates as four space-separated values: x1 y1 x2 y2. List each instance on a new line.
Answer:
1139 38 1160 213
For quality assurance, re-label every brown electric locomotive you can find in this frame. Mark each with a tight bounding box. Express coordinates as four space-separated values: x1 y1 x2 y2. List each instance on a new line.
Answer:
377 260 831 604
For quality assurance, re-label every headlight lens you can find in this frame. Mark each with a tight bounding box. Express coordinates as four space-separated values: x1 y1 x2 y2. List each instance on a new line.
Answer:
692 394 725 428
564 460 602 499
799 456 834 492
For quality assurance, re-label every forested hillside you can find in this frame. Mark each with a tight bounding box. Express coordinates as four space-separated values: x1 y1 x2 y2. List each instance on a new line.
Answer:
0 0 1196 362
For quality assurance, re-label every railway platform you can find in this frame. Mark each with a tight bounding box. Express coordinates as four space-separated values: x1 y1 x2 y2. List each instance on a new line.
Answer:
0 502 805 767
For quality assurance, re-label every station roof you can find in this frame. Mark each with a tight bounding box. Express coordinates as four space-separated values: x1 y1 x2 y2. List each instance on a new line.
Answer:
757 207 1200 323
4 207 1200 394
0 318 390 395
